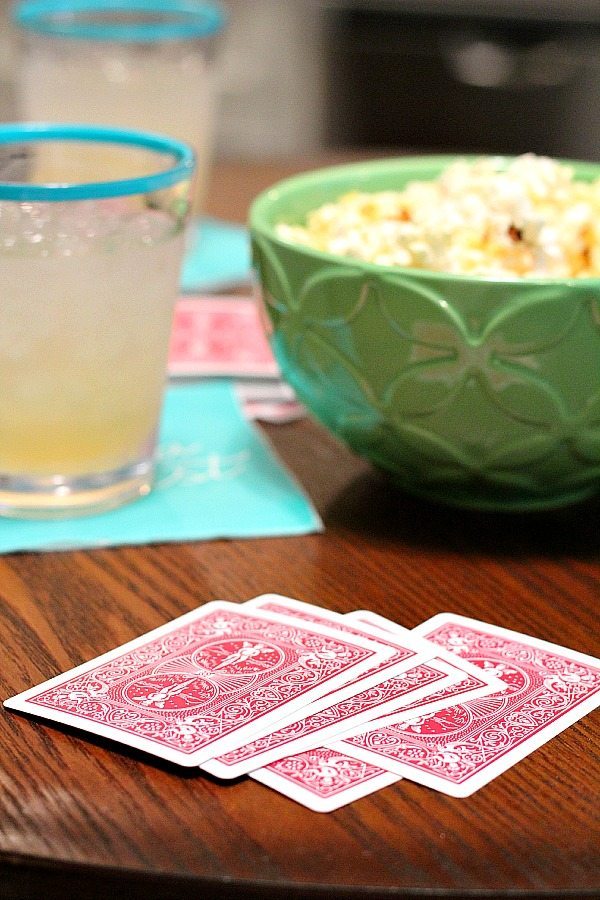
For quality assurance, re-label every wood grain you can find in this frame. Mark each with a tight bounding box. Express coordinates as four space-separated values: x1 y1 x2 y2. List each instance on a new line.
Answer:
0 160 599 900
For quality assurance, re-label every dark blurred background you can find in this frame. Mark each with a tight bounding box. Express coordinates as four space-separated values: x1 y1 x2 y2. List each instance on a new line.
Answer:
2 0 599 161
324 0 600 160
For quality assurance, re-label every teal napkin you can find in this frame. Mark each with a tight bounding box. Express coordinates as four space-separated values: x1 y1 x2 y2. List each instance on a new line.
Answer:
0 382 322 553
181 217 251 292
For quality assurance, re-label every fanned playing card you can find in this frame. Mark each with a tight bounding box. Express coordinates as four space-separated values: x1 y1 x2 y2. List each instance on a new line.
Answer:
4 599 394 767
333 613 600 796
251 745 401 813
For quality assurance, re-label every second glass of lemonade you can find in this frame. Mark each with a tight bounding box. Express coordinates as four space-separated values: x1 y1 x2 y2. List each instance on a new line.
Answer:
0 122 195 517
13 0 226 217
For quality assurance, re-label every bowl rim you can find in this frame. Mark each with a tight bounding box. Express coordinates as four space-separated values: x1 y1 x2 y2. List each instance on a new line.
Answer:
249 153 600 287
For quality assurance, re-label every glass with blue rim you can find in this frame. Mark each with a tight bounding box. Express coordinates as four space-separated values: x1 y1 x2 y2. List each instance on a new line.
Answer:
12 0 227 218
0 122 196 517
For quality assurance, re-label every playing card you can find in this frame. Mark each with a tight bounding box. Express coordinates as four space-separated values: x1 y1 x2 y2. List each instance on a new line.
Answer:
201 658 460 779
234 380 305 424
234 380 297 404
333 613 600 796
251 745 401 813
4 600 394 768
168 295 279 378
241 398 306 424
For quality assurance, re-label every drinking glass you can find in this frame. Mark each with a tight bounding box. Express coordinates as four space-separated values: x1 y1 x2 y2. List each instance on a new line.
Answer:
12 0 225 217
0 122 195 518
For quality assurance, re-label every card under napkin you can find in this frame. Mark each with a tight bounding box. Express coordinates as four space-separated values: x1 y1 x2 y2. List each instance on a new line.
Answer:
181 218 251 293
0 382 322 554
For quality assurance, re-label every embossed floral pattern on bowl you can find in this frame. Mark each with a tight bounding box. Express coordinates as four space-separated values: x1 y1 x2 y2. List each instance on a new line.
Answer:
249 156 600 511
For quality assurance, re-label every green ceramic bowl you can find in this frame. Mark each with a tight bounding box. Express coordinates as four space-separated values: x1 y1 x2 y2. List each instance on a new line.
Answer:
249 155 600 511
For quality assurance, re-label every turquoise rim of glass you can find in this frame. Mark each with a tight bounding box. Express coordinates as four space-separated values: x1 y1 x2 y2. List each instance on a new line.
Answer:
13 0 226 42
0 123 196 201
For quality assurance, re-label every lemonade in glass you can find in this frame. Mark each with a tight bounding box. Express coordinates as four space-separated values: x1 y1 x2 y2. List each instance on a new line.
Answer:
0 123 195 517
13 0 225 217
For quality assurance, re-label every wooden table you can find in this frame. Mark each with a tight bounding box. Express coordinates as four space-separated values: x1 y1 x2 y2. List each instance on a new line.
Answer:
1 159 599 900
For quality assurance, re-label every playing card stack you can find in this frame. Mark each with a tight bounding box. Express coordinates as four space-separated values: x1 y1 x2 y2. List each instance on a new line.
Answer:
5 595 600 813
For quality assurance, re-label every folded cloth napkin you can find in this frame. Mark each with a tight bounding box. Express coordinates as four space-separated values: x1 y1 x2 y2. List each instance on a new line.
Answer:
181 217 251 293
0 381 322 553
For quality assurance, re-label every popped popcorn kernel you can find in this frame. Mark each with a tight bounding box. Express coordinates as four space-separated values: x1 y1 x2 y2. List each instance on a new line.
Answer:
276 154 600 279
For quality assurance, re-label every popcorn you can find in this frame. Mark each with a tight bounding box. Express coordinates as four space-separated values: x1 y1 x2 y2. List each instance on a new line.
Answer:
276 154 600 279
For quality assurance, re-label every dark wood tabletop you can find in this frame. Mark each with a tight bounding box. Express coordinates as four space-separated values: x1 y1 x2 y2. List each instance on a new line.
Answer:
1 159 599 900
